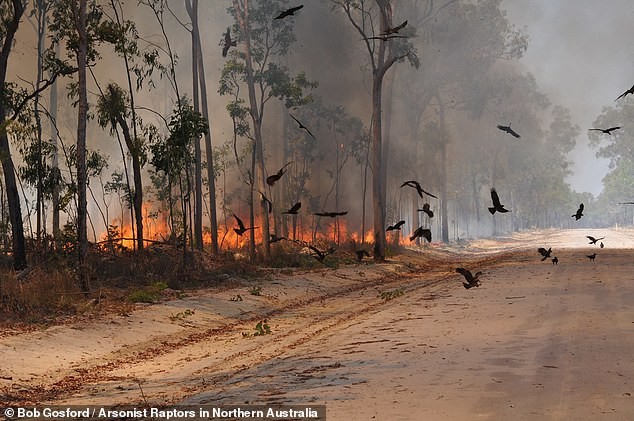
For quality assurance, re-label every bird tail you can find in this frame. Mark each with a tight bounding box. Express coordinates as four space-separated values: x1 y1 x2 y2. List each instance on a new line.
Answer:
488 207 496 215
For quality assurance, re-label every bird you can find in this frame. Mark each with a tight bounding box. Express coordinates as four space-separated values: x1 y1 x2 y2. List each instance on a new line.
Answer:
290 114 315 139
496 124 521 138
313 211 348 217
615 84 634 101
589 126 621 135
274 4 303 19
418 203 434 218
572 203 584 220
380 20 407 36
586 253 597 262
259 191 272 213
400 180 437 199
222 27 237 58
538 247 552 261
586 235 605 245
552 257 559 265
456 268 482 289
386 220 405 231
600 242 604 249
282 202 301 214
266 162 292 186
233 214 257 236
270 234 287 244
488 188 510 214
308 245 335 263
410 226 431 243
618 202 634 205
355 249 370 262
367 35 408 42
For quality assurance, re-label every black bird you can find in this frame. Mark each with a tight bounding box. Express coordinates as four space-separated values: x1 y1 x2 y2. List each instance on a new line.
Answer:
314 211 348 217
222 27 237 58
572 203 584 220
386 220 406 231
233 214 257 236
308 245 335 263
259 191 272 213
600 242 604 249
586 253 597 262
270 234 287 244
367 35 408 41
410 226 432 243
355 249 371 262
266 162 292 186
552 256 559 265
586 235 605 245
496 124 521 138
488 188 510 214
274 4 303 19
589 126 621 135
418 203 434 218
615 84 634 101
381 20 407 36
456 267 482 289
618 202 634 205
290 114 315 139
400 180 438 199
538 247 552 261
282 202 301 215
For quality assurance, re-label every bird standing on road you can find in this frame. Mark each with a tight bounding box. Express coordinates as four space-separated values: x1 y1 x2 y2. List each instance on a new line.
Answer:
586 253 597 262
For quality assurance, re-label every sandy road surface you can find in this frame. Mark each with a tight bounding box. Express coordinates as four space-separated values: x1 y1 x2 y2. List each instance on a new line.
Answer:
1 228 634 420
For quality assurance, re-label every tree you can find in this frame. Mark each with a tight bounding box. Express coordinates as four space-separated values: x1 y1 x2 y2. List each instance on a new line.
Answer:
331 0 418 260
223 0 316 260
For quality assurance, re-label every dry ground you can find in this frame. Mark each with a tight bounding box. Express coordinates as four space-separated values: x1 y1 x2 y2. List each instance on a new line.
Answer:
1 228 634 420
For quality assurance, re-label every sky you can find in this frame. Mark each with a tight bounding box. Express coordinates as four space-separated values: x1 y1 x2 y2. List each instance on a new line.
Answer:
501 0 634 196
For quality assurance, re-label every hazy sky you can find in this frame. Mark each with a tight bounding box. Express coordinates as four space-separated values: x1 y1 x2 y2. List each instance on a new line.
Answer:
501 0 634 196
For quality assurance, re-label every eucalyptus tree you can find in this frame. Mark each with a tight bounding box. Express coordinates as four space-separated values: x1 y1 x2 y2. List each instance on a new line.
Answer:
221 0 316 260
330 0 419 260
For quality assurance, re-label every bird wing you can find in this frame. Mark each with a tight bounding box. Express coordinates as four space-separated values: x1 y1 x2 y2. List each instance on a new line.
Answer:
393 20 408 31
395 220 405 229
579 203 584 212
606 126 621 133
455 267 474 283
538 247 548 257
586 236 596 242
288 4 304 13
290 202 301 212
421 229 432 242
490 188 502 207
233 214 245 231
507 127 521 138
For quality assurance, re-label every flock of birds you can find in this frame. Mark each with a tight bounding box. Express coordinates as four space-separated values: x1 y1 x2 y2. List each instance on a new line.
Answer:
222 4 634 288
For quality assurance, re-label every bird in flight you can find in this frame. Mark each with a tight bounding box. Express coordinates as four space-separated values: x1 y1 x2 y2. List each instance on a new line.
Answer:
222 27 237 58
586 235 605 245
282 202 301 215
589 126 621 135
290 114 315 139
386 220 405 231
456 268 482 289
488 188 510 214
313 211 348 218
308 245 335 263
400 180 437 199
259 191 272 214
410 226 431 243
367 35 408 42
618 202 634 205
538 247 552 261
586 253 597 262
496 124 521 138
381 20 407 36
270 234 287 244
600 242 604 249
572 203 584 220
266 162 292 186
233 214 257 236
418 203 434 218
274 5 303 20
615 84 634 101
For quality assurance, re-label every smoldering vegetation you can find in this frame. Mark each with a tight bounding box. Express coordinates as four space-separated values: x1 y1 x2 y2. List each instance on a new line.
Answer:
1 0 633 281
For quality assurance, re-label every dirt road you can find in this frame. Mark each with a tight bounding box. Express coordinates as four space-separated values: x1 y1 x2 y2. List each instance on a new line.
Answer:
2 228 633 420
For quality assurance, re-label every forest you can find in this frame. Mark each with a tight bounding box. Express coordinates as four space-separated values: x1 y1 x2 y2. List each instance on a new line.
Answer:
1 0 633 296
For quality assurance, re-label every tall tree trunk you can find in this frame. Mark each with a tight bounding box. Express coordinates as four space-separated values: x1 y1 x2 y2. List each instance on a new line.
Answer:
234 0 270 260
436 92 449 243
371 75 386 260
50 42 61 244
0 0 27 270
76 0 89 291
